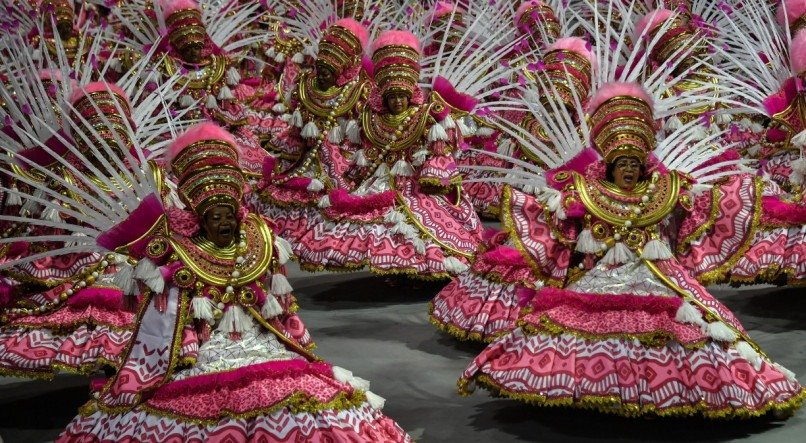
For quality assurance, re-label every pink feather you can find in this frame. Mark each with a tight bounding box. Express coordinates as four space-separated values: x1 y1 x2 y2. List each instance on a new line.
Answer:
634 9 674 40
433 76 478 112
587 82 653 113
431 1 458 21
777 0 806 26
762 196 806 224
371 30 421 55
546 148 600 189
168 122 238 162
530 287 682 314
791 30 806 74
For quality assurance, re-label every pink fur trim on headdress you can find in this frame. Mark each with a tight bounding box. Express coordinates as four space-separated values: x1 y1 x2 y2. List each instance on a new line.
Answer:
159 0 200 18
332 18 369 48
431 1 457 21
371 30 421 55
791 30 806 74
777 0 806 26
587 82 654 114
547 37 597 70
515 1 543 24
634 9 674 40
168 122 238 163
69 82 131 107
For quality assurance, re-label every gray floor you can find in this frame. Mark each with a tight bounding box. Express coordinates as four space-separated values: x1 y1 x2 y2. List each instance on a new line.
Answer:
1 264 805 443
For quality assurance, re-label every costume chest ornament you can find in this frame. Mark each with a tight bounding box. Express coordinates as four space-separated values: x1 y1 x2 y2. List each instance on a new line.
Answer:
298 71 362 119
573 171 681 228
362 103 430 153
161 214 274 287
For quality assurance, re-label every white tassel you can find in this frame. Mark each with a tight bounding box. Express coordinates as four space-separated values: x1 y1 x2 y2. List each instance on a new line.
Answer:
773 362 797 382
411 149 428 167
301 121 320 139
735 341 762 371
109 57 123 73
261 294 283 319
205 94 218 110
352 149 368 167
498 139 515 156
271 273 293 295
640 239 674 260
317 195 331 208
441 114 456 129
217 85 234 101
664 116 683 131
265 47 277 58
112 261 139 296
790 157 806 186
749 122 765 133
307 178 324 192
280 113 292 123
226 67 241 86
791 130 806 149
365 390 386 410
191 296 217 322
412 237 426 254
180 95 195 108
41 204 61 222
291 110 304 128
373 163 390 178
675 302 706 326
6 187 22 206
333 366 354 384
601 242 635 266
575 229 601 254
706 321 737 342
345 119 361 143
218 305 254 333
272 102 287 113
134 259 165 293
476 126 495 137
384 210 406 224
274 236 293 265
390 159 414 176
522 89 539 103
428 123 448 142
690 125 708 140
443 256 469 274
715 112 732 125
538 188 562 213
274 52 286 63
457 119 473 136
328 124 345 143
291 52 305 64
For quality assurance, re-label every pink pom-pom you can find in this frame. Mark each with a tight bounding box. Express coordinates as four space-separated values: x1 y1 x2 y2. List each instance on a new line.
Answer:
159 0 200 18
69 82 131 107
371 30 420 55
791 30 806 73
634 9 674 40
38 69 63 81
587 82 653 113
515 1 544 25
778 0 806 26
168 122 238 162
332 18 369 48
547 37 597 70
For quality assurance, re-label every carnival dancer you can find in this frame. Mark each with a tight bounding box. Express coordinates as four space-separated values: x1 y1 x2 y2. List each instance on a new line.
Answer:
255 29 482 279
0 117 412 441
674 0 806 285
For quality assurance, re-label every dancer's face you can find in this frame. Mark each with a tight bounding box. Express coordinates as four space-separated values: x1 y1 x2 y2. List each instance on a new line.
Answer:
611 156 641 191
202 205 238 247
316 65 336 90
385 92 409 115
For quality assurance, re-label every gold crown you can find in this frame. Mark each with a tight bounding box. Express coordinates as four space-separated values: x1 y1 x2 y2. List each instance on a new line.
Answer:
589 96 655 164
